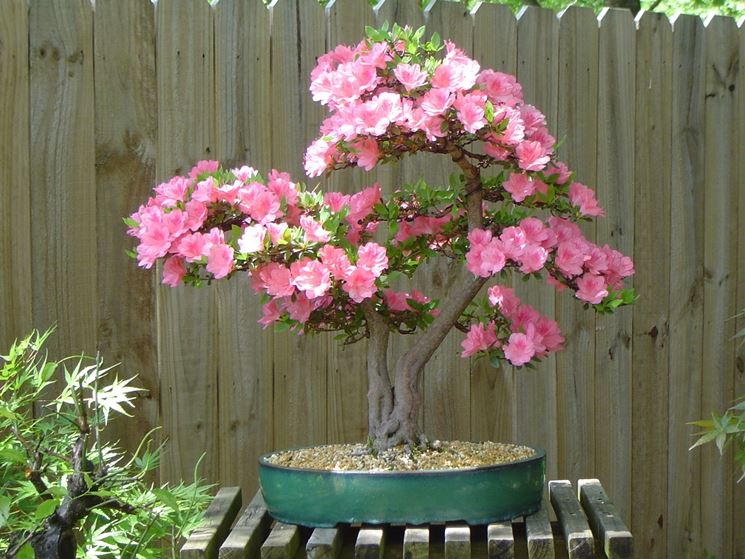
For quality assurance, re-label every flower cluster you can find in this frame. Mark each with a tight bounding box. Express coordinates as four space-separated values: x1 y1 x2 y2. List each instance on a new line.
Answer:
128 24 635 370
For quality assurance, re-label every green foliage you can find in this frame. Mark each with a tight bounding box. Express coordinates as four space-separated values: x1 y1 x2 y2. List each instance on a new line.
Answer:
690 310 745 483
0 329 213 558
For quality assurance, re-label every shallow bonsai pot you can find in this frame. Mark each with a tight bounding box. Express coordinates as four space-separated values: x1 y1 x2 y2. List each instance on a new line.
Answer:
258 445 545 527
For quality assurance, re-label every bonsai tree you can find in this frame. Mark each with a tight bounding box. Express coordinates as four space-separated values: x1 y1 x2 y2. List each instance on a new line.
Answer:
127 24 634 451
0 329 212 559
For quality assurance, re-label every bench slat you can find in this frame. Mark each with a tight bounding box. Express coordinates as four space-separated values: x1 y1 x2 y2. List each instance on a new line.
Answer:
181 486 242 559
403 526 429 559
444 525 470 559
578 479 634 559
261 522 300 559
355 527 385 559
307 528 342 559
219 491 272 559
487 522 514 559
525 505 554 559
549 480 594 559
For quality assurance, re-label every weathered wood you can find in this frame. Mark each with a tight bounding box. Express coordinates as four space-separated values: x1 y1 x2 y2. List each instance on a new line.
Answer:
444 525 471 559
155 0 219 485
548 480 594 559
403 527 429 559
219 492 272 559
487 523 514 559
594 8 636 522
469 2 518 445
700 15 739 559
213 0 274 494
632 11 673 558
181 487 242 559
514 6 559 481
355 527 385 559
524 506 554 559
578 479 633 559
307 528 342 559
93 0 158 457
0 0 32 351
555 5 599 482
29 0 96 360
261 523 300 559
667 14 705 559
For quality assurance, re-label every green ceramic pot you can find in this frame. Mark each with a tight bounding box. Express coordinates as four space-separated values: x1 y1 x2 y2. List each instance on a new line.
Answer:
258 445 545 527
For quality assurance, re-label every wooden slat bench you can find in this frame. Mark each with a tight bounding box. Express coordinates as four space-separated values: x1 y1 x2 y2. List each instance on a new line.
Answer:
180 479 633 559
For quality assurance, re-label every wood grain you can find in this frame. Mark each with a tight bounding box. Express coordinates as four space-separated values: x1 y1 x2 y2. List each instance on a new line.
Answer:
548 480 594 558
700 15 739 559
29 0 96 359
219 492 272 559
578 479 633 559
0 0 32 351
355 527 385 559
261 522 300 559
306 528 342 559
213 0 274 494
180 486 242 559
666 14 705 559
554 6 598 483
487 522 514 559
524 506 554 559
93 0 158 457
632 12 672 558
594 8 635 522
444 525 471 559
403 527 429 559
155 0 219 484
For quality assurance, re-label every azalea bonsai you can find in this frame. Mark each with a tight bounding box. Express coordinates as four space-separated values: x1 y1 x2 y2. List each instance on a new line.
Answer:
127 24 635 452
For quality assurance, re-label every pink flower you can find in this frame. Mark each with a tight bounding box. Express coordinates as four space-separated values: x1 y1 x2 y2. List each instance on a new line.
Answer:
267 170 298 206
575 273 608 304
487 285 521 317
206 243 234 279
191 176 218 203
500 226 528 260
468 228 492 247
466 238 505 278
176 232 208 262
544 161 571 184
291 260 331 299
504 332 536 366
189 160 219 179
454 92 487 133
503 173 536 203
510 304 540 331
555 239 591 277
259 263 295 297
258 300 281 328
393 62 428 91
318 245 352 279
534 317 564 353
162 256 186 287
568 182 605 217
357 242 388 276
351 137 380 171
238 224 267 254
420 88 454 116
477 70 522 104
515 140 550 172
135 223 172 269
300 215 330 243
461 322 497 357
347 183 381 225
518 244 548 273
154 176 189 205
324 191 351 212
247 190 281 224
383 290 409 312
231 165 258 182
305 137 336 177
286 293 315 323
265 223 289 244
343 266 377 303
184 200 207 231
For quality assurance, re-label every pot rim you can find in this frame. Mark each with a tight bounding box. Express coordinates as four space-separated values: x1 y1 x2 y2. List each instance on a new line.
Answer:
258 443 545 477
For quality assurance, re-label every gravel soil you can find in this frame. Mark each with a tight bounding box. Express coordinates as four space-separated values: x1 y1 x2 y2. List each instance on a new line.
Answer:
263 440 536 472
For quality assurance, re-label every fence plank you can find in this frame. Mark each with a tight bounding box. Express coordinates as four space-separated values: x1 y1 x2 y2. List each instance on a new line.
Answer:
213 0 274 494
93 0 158 457
514 6 559 482
155 0 219 484
419 0 474 443
0 0 31 351
324 0 379 445
700 15 739 559
270 0 328 450
470 3 518 445
666 14 705 559
554 6 599 482
29 0 96 359
594 8 635 523
632 12 673 558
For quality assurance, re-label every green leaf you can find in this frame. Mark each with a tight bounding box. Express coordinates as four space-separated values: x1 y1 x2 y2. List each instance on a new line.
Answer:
0 448 27 464
152 488 180 512
34 498 59 521
16 544 34 559
0 495 10 529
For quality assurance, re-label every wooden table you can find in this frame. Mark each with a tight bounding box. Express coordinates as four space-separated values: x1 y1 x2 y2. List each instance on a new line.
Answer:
179 479 632 559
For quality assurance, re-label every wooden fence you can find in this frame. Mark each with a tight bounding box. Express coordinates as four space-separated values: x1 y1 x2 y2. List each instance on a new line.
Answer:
1 0 744 557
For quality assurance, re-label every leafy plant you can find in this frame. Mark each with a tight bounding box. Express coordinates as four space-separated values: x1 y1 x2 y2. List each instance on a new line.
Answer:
0 329 212 558
690 310 745 482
